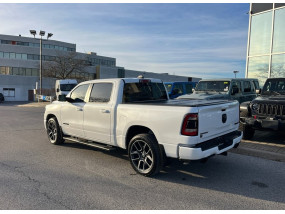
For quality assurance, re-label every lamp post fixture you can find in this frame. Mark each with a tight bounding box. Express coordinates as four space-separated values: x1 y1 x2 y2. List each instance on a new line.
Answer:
233 70 239 78
29 30 53 96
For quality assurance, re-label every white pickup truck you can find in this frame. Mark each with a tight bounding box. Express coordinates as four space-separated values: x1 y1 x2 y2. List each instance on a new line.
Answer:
44 78 242 176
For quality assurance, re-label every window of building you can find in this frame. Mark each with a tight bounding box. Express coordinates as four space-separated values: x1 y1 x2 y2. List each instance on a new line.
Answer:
249 11 272 56
273 8 285 53
271 54 285 78
3 88 15 97
16 53 22 59
248 56 269 86
0 66 6 75
70 84 90 102
26 68 32 76
10 52 16 59
0 51 3 58
12 67 19 75
32 68 38 76
22 54 27 60
4 52 9 59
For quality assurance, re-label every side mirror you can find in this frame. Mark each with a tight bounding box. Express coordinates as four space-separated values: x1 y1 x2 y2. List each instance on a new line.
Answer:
192 88 195 93
256 88 261 94
56 88 59 92
65 96 74 103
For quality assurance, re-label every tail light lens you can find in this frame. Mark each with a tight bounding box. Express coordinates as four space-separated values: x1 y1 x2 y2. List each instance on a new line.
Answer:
181 113 198 136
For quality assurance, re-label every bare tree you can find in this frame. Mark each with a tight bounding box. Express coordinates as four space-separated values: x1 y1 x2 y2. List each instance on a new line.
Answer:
43 51 91 80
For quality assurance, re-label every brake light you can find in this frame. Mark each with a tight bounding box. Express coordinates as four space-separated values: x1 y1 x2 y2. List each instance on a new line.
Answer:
139 79 151 84
181 113 198 136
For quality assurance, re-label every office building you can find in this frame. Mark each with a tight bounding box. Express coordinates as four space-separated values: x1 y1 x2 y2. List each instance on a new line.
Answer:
246 3 285 86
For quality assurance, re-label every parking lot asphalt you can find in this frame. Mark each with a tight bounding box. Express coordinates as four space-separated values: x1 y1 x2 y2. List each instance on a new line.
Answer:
2 101 285 163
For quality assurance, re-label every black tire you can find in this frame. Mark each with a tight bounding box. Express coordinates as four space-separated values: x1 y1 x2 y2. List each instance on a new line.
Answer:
239 110 255 140
46 117 64 145
240 122 255 140
128 133 162 177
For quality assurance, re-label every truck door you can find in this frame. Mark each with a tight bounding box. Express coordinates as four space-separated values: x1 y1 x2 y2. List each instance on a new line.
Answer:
83 83 113 144
60 84 90 138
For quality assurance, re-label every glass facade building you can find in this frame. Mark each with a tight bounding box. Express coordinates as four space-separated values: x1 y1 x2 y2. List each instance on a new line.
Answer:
246 3 285 86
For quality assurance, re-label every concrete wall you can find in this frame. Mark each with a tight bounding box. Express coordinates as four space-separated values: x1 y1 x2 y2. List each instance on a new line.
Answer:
0 75 55 101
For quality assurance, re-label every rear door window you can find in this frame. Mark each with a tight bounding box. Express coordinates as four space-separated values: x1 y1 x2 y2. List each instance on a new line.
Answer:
123 82 167 103
89 83 113 103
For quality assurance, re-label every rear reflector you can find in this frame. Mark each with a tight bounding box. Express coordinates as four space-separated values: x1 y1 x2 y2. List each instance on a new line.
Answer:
181 113 198 136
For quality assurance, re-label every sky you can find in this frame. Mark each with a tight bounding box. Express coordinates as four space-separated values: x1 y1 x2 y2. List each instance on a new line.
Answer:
0 3 250 79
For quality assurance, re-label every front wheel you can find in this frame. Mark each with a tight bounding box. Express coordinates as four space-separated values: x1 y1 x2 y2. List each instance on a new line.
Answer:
46 117 64 145
128 134 162 177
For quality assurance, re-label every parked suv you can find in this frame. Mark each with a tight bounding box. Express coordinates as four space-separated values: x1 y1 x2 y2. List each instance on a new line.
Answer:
178 78 259 103
240 78 285 139
0 93 4 103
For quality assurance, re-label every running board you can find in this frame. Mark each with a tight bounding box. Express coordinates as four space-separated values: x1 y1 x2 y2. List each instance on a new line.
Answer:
63 137 115 151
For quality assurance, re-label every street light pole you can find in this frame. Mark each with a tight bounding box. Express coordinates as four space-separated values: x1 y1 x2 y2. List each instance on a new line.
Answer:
233 70 239 78
39 35 43 95
30 30 53 97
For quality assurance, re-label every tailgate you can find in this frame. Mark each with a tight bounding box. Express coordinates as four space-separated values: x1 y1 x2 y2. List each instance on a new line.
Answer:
198 101 239 141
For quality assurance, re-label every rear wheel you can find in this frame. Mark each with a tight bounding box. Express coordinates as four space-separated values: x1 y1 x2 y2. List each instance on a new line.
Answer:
128 134 162 176
46 117 64 145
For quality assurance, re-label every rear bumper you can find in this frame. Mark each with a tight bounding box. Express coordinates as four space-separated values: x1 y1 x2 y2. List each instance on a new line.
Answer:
178 130 242 160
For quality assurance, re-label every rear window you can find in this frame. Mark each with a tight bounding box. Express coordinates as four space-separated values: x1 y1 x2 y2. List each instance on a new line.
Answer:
123 82 167 103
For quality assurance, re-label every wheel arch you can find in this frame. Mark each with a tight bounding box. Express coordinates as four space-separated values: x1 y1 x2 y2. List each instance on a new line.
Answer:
125 125 158 150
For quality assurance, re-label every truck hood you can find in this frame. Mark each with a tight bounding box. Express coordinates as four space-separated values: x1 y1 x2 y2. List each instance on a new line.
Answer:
178 92 227 100
252 95 285 105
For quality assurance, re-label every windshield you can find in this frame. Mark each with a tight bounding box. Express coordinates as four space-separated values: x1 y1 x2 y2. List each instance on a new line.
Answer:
123 82 167 103
165 83 173 93
60 84 77 91
196 81 230 92
262 79 285 95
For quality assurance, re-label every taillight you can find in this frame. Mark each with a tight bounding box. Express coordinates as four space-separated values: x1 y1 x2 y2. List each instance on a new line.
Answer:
181 113 198 136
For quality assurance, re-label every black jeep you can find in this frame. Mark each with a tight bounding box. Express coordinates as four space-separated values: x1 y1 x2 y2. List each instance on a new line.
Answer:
239 78 285 140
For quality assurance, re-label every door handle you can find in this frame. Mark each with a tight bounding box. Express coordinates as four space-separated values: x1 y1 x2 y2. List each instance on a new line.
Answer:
101 109 110 113
76 107 83 111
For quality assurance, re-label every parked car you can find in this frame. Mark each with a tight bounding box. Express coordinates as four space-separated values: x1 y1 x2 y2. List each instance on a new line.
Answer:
164 81 197 99
178 78 260 103
44 78 242 176
239 78 285 139
0 93 4 103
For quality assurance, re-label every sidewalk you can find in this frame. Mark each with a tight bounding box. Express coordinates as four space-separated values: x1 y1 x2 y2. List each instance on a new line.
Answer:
230 131 285 162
